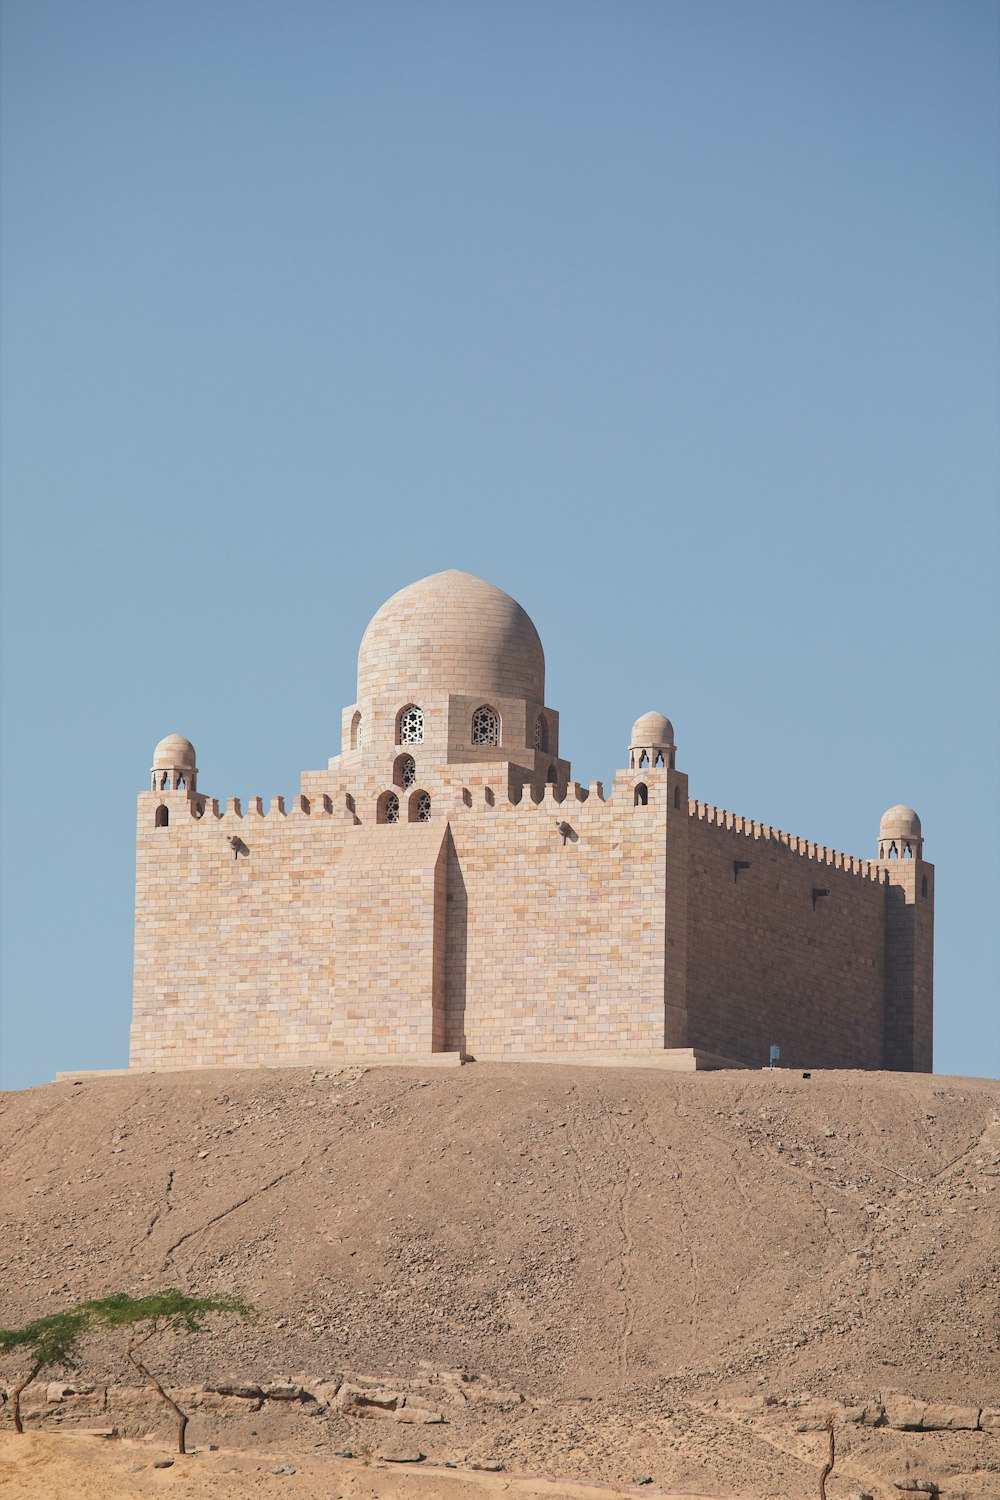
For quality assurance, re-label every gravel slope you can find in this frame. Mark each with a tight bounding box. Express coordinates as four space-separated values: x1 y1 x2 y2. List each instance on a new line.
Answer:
2 1062 998 1499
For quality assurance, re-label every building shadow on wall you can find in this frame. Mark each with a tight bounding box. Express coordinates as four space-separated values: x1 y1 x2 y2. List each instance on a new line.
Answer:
884 879 915 1070
444 828 468 1054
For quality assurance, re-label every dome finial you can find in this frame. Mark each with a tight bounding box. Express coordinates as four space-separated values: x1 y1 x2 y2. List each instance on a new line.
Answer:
629 711 675 771
878 804 922 860
150 734 197 795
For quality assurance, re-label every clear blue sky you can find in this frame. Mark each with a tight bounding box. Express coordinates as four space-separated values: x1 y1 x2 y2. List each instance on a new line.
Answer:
1 0 997 1089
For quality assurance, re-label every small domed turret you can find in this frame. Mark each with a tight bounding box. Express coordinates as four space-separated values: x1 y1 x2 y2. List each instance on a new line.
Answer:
151 734 197 794
629 712 675 770
878 804 922 860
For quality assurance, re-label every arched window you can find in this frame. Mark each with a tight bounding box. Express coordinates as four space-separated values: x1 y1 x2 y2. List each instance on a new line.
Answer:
921 876 928 898
177 775 185 790
634 783 648 806
879 842 885 859
155 804 169 827
351 711 363 750
472 705 500 746
410 789 432 823
638 750 649 768
534 714 549 752
889 842 898 859
160 772 170 790
378 791 400 824
397 704 424 745
673 786 681 809
546 764 557 783
394 753 416 788
903 843 913 859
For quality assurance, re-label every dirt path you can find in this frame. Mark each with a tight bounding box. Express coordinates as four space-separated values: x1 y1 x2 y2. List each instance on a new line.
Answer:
0 1434 738 1500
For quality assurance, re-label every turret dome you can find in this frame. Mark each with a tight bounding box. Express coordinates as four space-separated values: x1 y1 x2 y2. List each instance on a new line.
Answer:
152 734 196 769
357 570 544 704
878 804 923 859
879 805 922 841
630 711 674 747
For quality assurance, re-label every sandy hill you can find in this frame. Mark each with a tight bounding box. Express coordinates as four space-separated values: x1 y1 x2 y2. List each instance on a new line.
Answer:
1 1062 998 1500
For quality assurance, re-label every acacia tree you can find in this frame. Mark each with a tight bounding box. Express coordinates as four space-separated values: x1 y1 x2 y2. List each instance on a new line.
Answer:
82 1290 253 1454
0 1309 90 1433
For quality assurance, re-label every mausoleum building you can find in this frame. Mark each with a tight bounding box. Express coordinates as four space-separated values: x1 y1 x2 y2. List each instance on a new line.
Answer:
131 571 933 1073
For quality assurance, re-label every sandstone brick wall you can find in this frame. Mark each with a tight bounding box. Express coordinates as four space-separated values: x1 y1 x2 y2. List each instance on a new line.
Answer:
131 792 353 1069
131 774 932 1075
684 804 888 1070
131 773 681 1069
444 779 671 1056
882 858 934 1073
332 823 449 1055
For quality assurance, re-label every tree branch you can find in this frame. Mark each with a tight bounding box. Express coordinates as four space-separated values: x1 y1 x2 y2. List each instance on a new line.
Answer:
10 1361 43 1434
125 1329 189 1454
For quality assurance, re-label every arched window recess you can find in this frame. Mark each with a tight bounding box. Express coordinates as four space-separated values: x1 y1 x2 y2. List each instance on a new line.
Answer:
377 790 401 824
472 704 501 747
154 804 169 827
394 753 417 788
634 783 648 806
409 789 432 823
397 704 424 745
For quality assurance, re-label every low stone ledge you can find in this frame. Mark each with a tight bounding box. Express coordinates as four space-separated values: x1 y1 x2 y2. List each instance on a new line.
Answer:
204 1380 264 1400
919 1403 981 1431
883 1393 926 1431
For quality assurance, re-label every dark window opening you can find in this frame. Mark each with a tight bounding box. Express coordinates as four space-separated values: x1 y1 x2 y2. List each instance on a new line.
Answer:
155 804 169 827
378 790 400 824
634 783 648 806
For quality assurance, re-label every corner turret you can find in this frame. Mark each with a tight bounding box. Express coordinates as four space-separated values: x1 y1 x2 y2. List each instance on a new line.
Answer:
877 803 933 1073
629 711 675 771
151 734 197 795
878 804 923 860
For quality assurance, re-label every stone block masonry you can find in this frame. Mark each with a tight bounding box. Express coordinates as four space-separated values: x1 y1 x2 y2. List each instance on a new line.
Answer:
130 572 933 1074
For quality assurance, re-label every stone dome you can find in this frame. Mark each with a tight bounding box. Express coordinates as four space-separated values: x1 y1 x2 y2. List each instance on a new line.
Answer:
357 571 545 704
630 711 674 746
152 734 197 769
879 805 922 841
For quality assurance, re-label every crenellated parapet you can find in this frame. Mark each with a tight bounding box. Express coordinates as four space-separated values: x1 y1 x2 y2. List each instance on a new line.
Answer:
688 799 884 880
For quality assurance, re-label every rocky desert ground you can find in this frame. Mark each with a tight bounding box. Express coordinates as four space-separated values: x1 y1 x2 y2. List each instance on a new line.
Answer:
1 1062 997 1499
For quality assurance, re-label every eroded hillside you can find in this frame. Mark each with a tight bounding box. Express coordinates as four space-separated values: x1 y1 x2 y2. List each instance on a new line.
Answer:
1 1063 998 1499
